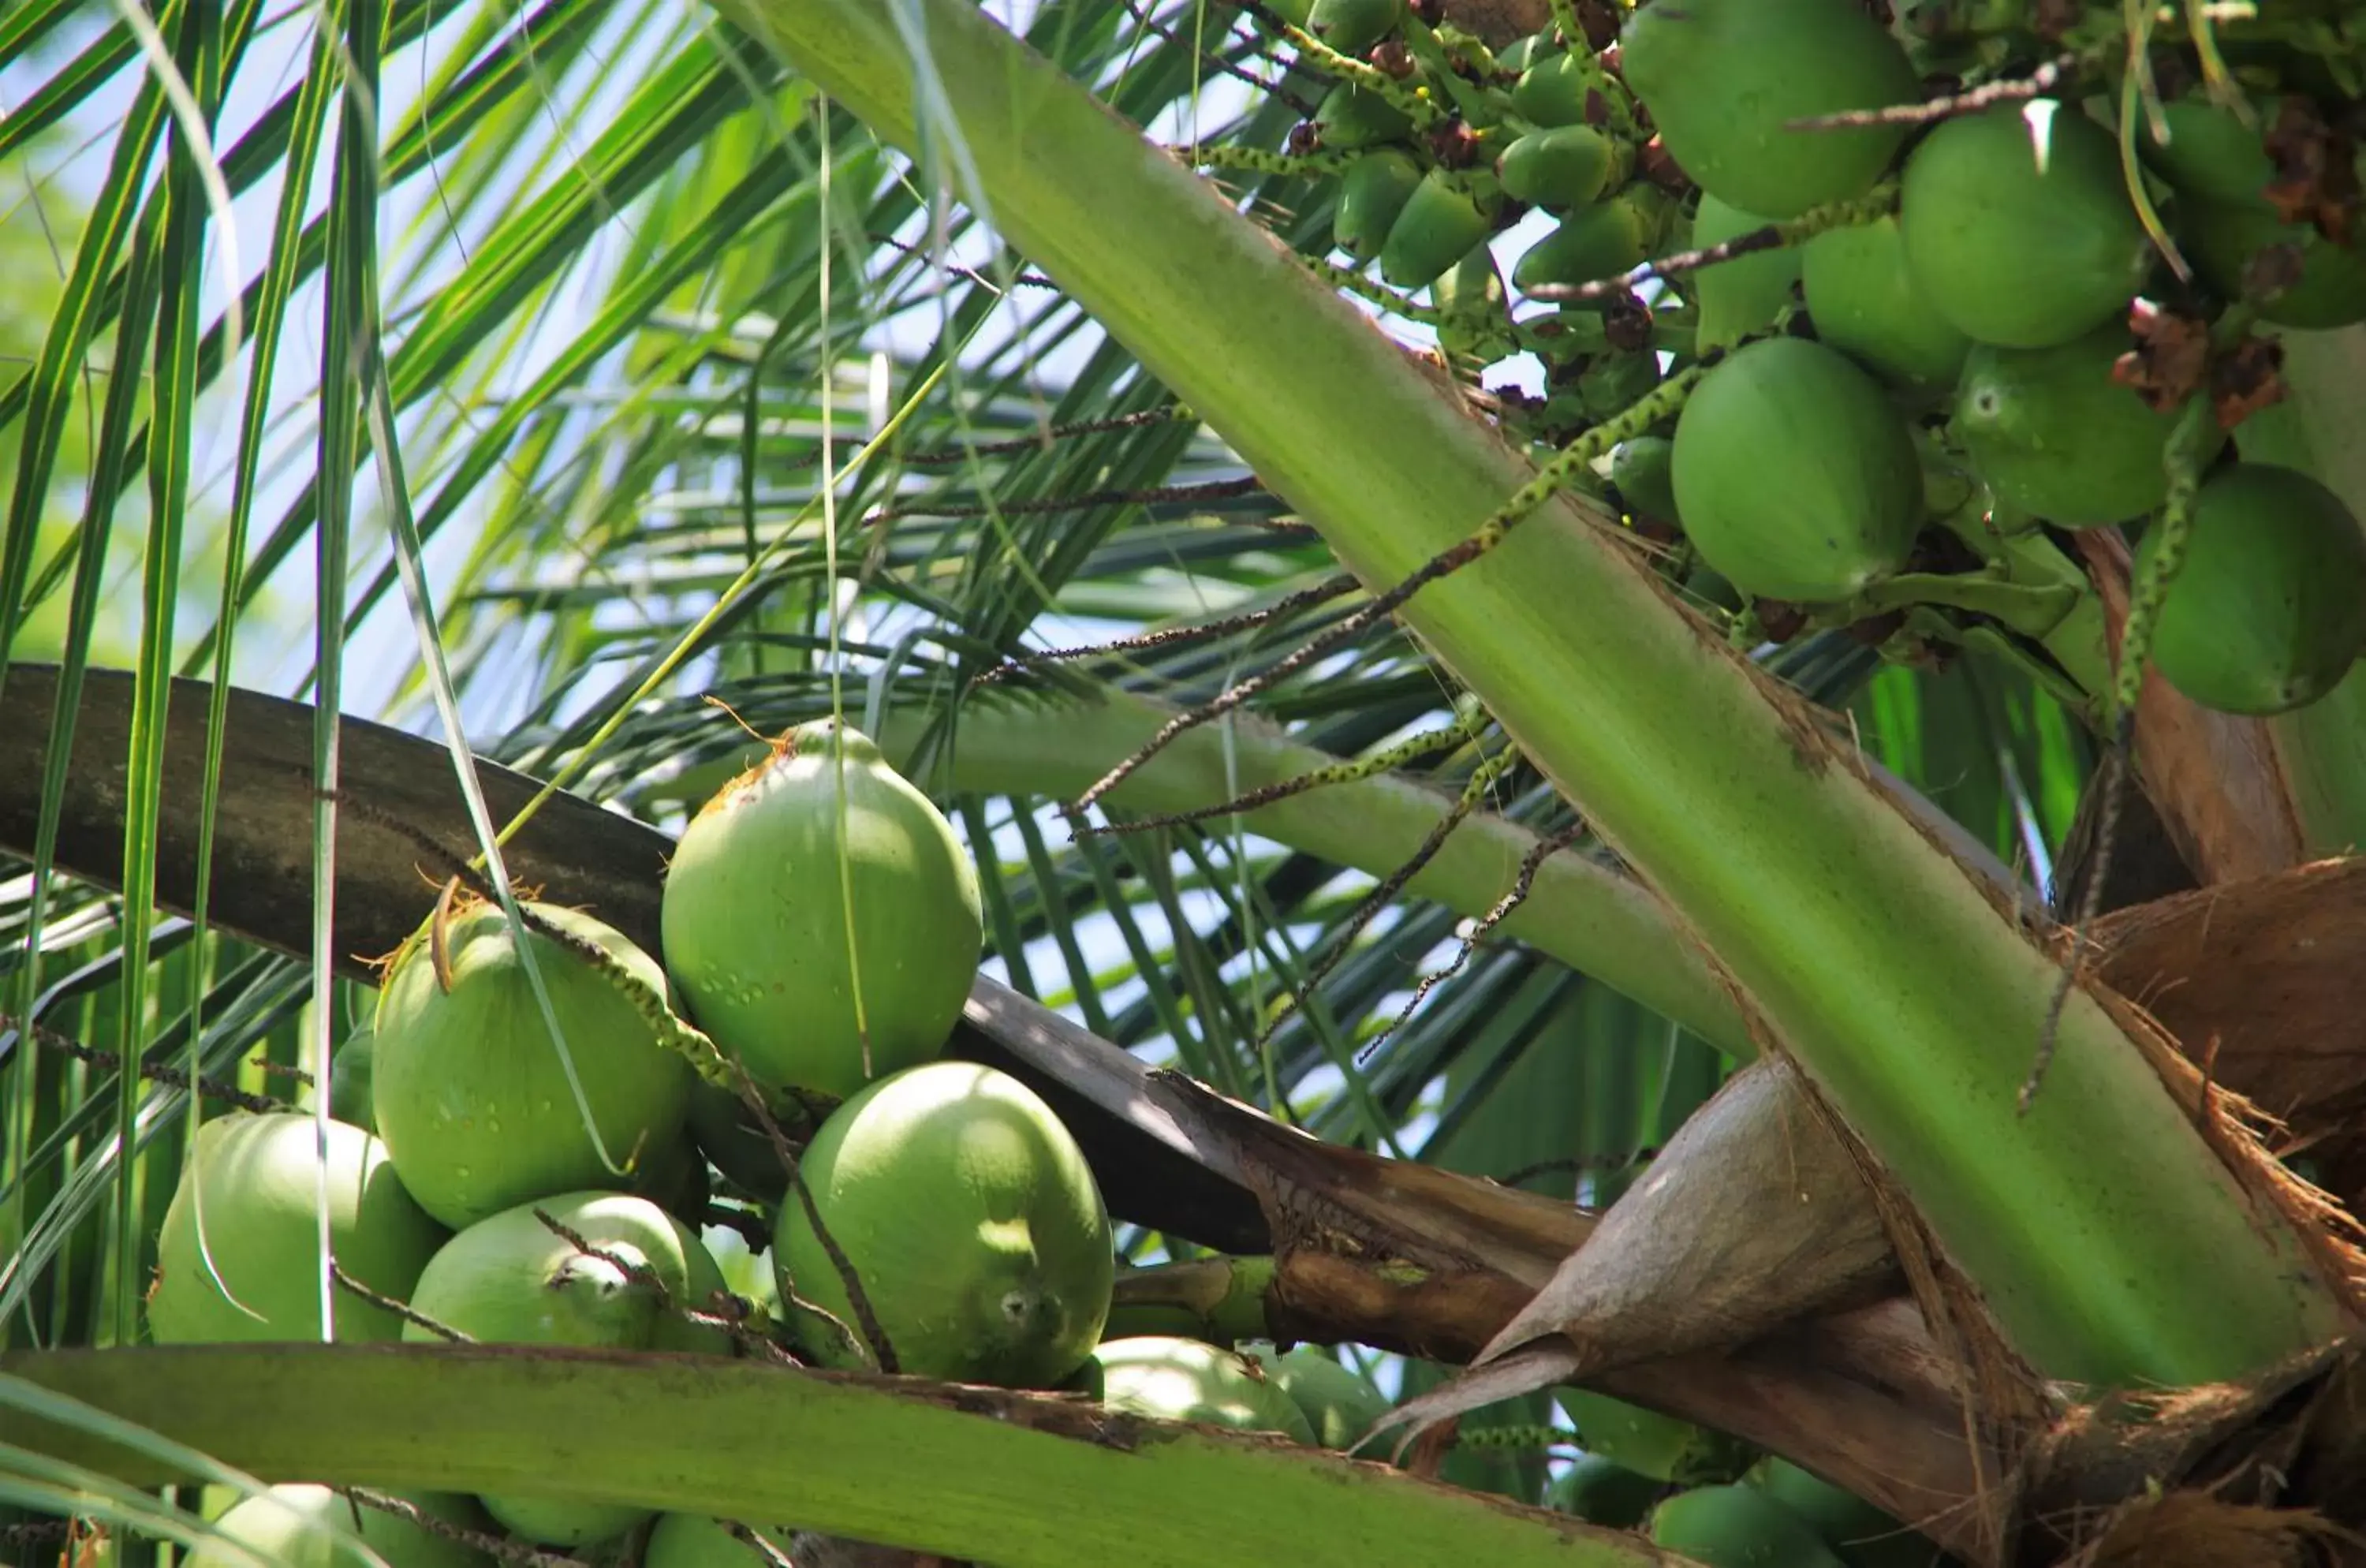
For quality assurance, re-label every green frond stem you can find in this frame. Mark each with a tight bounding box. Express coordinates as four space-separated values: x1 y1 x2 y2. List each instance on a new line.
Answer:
1068 364 1701 822
860 693 1750 1052
9 1346 1676 1567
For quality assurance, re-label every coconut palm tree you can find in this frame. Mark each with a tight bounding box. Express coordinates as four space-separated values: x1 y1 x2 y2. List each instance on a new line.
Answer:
6 0 2366 1563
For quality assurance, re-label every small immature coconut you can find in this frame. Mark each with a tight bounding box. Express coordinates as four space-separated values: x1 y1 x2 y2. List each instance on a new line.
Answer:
1092 1336 1318 1443
1243 1345 1393 1450
328 1024 377 1132
774 1062 1113 1388
1751 1458 1950 1567
148 1113 446 1346
1651 1484 1848 1568
1550 1454 1663 1529
662 720 983 1103
644 1513 798 1568
189 1484 494 1568
372 898 694 1231
2139 464 2366 716
405 1190 730 1546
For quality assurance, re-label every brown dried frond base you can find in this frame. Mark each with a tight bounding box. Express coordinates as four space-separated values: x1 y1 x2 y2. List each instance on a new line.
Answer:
2069 1491 2361 1568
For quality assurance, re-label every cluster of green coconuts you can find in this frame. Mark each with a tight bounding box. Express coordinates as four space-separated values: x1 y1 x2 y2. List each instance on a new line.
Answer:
149 717 1951 1566
1301 0 2366 719
149 722 1427 1562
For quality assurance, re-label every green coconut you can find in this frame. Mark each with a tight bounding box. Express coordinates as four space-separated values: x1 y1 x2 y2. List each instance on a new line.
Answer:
189 1484 493 1568
1498 125 1621 211
329 1025 376 1132
148 1113 446 1346
1511 51 1600 131
1313 80 1414 152
774 1062 1114 1388
1557 1389 1759 1485
372 898 694 1231
1433 245 1513 366
1610 435 1680 525
644 1514 798 1568
1752 1459 1949 1567
1899 101 2154 348
2138 93 2275 204
1334 148 1424 260
1651 1484 1849 1568
1800 213 1970 392
1307 0 1403 54
1691 195 1800 351
1379 169 1498 290
1550 1453 1663 1529
405 1190 731 1546
662 719 983 1104
2180 197 2366 329
1242 1345 1393 1450
1513 184 1673 293
1954 325 2219 527
1094 1336 1319 1443
1670 335 1921 603
1618 0 1920 218
2140 463 2366 717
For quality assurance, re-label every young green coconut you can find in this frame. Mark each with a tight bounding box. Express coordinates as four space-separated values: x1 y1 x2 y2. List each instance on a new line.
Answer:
189 1484 494 1568
1800 214 1971 395
147 1112 446 1346
643 1513 797 1568
1550 1454 1664 1529
404 1190 731 1547
1898 101 2154 349
1618 0 1920 219
774 1061 1114 1388
2139 464 2366 717
1241 1344 1393 1450
1651 1484 1848 1568
1670 335 1922 603
371 896 696 1231
1954 324 2223 528
1689 195 1800 352
1092 1336 1318 1443
662 719 983 1104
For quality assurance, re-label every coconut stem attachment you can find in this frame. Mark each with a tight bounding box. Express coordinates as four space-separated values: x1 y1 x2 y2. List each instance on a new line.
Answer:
717 1056 897 1374
526 1205 794 1366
